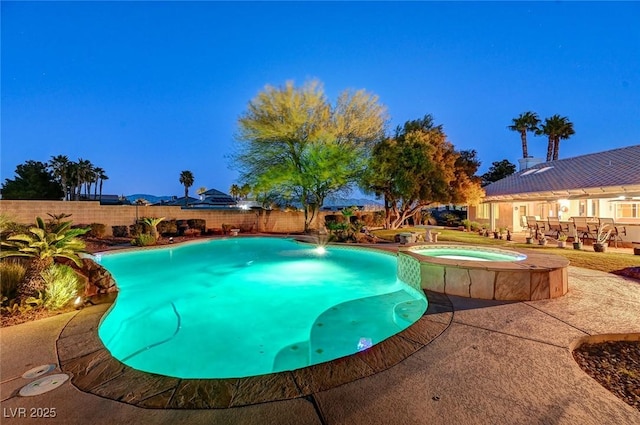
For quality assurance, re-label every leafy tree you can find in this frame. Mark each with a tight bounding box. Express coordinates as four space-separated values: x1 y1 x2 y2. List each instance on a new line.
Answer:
508 112 540 158
179 170 194 206
481 159 517 186
1 160 64 200
451 150 484 204
0 217 88 299
361 115 483 229
538 115 575 161
234 80 387 231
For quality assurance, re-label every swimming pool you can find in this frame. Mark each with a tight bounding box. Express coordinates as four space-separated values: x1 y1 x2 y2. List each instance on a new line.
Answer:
97 238 427 379
409 246 527 262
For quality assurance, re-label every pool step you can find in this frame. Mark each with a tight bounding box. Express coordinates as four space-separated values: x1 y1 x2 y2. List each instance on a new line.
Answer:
272 341 310 373
308 290 427 364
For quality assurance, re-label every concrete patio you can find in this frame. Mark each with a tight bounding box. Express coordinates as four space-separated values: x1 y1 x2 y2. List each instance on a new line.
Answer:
1 266 639 424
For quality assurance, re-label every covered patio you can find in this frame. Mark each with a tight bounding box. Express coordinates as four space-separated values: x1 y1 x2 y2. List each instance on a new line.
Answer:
470 145 640 246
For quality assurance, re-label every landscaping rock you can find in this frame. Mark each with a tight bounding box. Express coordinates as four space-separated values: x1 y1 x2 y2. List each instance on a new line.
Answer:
60 258 118 297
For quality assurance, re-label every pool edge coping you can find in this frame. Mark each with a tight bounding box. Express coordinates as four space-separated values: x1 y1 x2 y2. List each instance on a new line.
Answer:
56 290 453 409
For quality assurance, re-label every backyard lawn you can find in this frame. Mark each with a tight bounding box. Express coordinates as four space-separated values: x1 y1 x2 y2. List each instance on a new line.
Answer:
372 227 640 275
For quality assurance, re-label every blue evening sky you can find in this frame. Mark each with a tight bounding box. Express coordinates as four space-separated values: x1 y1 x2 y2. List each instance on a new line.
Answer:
2 1 639 198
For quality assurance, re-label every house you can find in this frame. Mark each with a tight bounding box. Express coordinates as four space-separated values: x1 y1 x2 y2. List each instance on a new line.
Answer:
152 196 199 207
189 188 237 208
468 145 640 242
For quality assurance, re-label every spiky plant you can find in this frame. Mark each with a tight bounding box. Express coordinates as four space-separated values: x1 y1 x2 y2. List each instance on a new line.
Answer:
140 217 165 241
0 217 89 299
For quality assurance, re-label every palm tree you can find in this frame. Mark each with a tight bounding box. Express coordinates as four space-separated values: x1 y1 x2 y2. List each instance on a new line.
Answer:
66 161 80 200
73 159 93 200
229 184 240 200
538 115 575 161
239 184 251 200
48 155 71 200
507 112 540 159
552 117 574 161
94 167 108 201
0 217 89 299
179 170 194 207
78 159 95 198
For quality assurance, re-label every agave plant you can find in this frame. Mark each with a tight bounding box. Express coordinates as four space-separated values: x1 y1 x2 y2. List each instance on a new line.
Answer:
0 217 89 298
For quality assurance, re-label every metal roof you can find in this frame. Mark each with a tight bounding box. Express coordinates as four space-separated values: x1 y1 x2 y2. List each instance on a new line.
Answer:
483 145 640 202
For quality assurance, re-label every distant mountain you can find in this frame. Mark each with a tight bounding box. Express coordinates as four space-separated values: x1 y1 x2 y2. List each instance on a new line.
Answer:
126 194 173 204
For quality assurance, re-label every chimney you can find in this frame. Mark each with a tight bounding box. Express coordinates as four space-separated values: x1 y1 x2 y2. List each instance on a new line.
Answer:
518 157 544 171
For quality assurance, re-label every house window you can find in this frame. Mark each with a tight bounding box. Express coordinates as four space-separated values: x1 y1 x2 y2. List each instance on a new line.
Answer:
616 202 639 219
476 203 498 219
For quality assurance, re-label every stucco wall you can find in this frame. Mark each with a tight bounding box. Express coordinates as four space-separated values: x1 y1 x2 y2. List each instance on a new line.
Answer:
0 200 321 235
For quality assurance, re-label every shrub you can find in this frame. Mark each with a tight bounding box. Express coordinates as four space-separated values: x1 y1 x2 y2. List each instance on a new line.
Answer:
89 223 107 238
41 264 81 310
461 219 471 230
132 234 156 247
470 221 482 231
221 223 233 234
184 228 201 237
0 260 27 300
176 220 190 236
157 219 178 236
187 219 206 233
324 215 344 225
239 223 254 233
129 223 145 237
112 225 129 238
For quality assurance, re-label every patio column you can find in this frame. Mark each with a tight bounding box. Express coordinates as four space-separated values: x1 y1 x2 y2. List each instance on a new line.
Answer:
489 202 497 231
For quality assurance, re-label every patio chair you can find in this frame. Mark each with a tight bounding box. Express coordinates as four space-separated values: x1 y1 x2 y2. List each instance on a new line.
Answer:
525 216 539 239
570 217 595 243
598 217 627 248
547 217 568 239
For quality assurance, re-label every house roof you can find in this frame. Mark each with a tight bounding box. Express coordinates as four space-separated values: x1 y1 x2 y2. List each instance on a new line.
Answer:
152 196 199 206
200 188 236 205
483 145 640 202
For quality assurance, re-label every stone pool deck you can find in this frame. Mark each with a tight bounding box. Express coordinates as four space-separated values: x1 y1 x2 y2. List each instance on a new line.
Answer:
1 266 639 424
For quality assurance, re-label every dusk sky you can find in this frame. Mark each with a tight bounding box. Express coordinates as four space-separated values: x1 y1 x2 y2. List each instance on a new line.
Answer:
2 1 639 198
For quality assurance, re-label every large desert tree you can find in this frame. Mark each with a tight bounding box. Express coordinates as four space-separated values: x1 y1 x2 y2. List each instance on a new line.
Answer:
481 159 517 186
361 115 483 229
233 80 387 231
1 161 64 200
179 170 194 206
508 111 540 159
538 115 575 161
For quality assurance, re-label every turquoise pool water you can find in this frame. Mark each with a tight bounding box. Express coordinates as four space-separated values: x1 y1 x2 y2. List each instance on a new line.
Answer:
411 246 526 262
97 238 426 379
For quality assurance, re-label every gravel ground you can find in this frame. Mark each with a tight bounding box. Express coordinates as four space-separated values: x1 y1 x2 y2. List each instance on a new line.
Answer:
573 341 640 411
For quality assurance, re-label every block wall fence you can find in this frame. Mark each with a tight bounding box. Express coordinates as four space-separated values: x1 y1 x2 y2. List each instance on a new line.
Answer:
0 201 328 235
